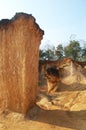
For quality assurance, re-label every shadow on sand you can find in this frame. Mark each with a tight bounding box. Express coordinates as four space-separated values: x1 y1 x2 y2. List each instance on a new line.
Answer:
27 105 86 130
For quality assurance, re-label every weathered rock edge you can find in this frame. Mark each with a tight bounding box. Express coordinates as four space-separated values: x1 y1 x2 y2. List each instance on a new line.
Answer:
0 12 44 114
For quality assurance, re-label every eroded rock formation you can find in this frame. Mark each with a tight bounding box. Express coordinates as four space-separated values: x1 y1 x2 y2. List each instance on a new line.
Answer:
58 58 86 85
37 59 86 112
0 12 44 114
39 58 86 93
45 67 60 93
39 58 86 83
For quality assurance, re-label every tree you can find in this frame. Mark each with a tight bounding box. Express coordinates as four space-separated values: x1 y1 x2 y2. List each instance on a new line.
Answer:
64 40 81 61
39 44 55 60
44 49 54 60
55 44 64 60
39 49 46 60
82 44 86 61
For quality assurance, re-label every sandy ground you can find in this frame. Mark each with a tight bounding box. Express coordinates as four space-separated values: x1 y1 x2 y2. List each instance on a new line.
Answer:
0 106 86 130
0 84 86 130
0 87 86 130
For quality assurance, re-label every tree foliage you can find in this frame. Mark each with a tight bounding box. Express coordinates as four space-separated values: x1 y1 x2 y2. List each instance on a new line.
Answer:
82 44 86 61
39 40 86 61
64 40 81 60
39 49 46 60
55 44 64 59
39 44 55 60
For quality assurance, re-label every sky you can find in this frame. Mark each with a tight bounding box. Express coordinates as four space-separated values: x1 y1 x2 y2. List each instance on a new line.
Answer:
0 0 86 49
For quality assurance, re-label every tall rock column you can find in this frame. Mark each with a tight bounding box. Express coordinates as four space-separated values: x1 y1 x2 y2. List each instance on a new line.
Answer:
0 13 44 114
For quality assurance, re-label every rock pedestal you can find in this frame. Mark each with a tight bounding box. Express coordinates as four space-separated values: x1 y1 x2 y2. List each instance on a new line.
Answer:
0 13 44 114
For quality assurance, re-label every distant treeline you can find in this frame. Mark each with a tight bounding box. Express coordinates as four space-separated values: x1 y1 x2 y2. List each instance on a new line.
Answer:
39 40 86 62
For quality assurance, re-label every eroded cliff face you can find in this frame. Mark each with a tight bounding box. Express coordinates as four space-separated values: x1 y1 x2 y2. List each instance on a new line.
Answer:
0 13 44 114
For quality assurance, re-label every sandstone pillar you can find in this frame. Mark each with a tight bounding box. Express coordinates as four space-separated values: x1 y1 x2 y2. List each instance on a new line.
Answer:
0 13 44 114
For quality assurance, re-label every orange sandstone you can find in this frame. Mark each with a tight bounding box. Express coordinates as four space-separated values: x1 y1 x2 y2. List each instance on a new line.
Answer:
0 13 44 114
